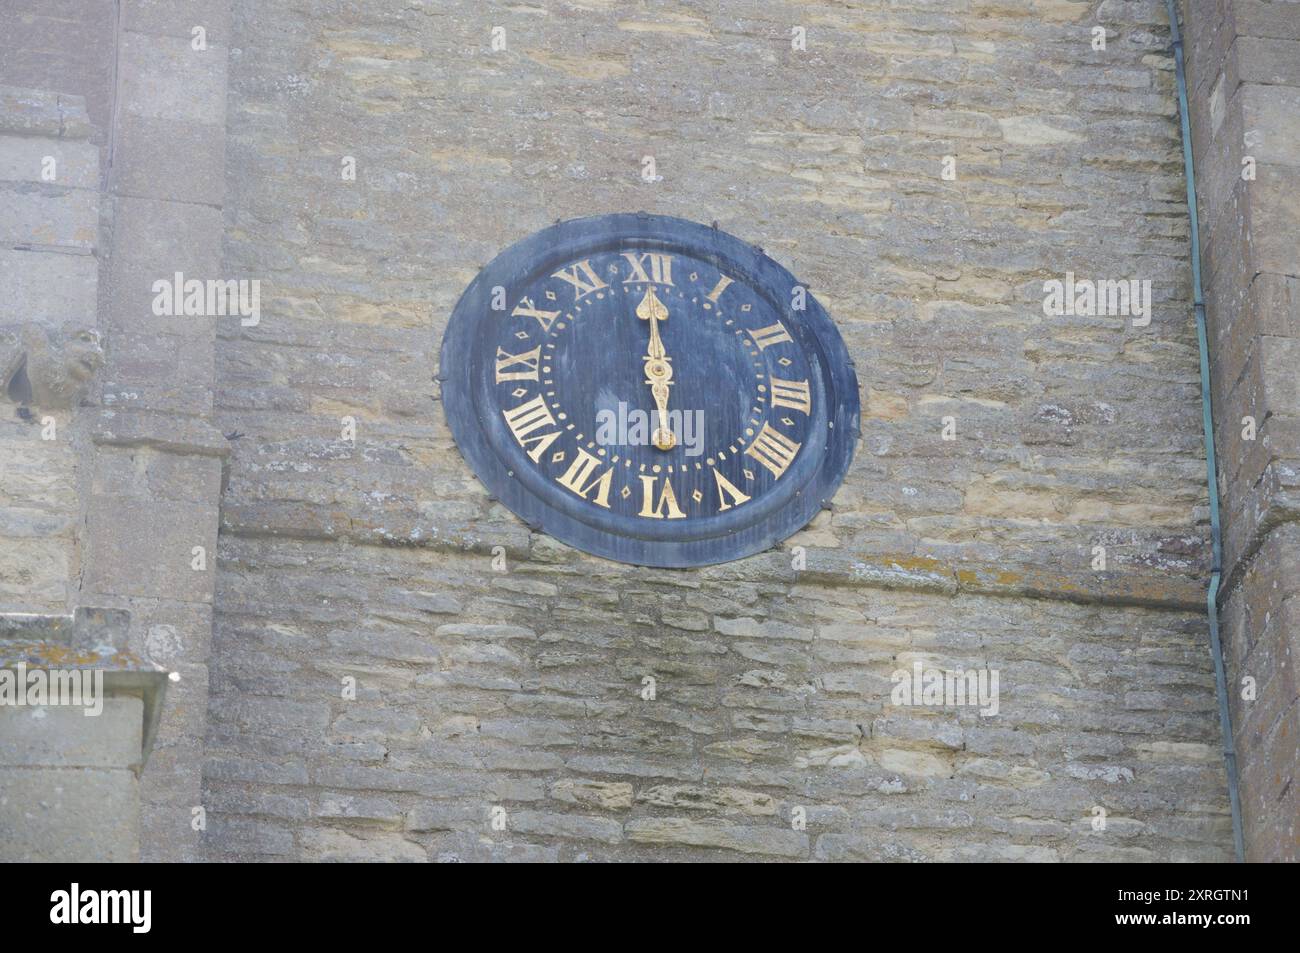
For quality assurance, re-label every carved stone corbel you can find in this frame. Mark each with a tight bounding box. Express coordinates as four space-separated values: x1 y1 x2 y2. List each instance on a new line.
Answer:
0 323 104 411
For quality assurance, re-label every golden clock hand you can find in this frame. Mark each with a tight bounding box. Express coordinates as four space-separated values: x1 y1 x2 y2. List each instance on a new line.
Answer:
636 287 676 451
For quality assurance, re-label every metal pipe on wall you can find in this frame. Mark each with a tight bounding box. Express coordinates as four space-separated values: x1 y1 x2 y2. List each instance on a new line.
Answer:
1163 0 1245 862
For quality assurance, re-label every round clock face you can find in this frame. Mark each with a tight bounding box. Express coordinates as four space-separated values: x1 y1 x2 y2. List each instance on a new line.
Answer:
440 213 859 567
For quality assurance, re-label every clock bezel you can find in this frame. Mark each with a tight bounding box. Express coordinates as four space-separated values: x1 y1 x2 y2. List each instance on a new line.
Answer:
440 212 860 568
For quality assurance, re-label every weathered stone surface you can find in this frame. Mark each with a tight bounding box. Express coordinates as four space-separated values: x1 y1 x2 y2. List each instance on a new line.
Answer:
117 32 226 126
0 695 143 768
113 115 226 207
636 784 777 816
203 816 293 856
102 195 223 342
0 180 98 250
0 767 140 862
1219 523 1300 862
1184 0 1300 863
0 1 233 863
0 416 79 612
0 536 70 608
508 810 624 845
0 249 97 328
0 323 104 411
0 85 91 139
625 817 808 858
549 778 635 810
1235 0 1300 42
0 134 98 189
0 9 114 144
83 497 220 604
122 0 234 47
1 0 1264 864
300 827 424 862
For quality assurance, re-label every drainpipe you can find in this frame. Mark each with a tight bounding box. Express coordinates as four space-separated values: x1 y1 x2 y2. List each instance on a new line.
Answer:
1164 0 1245 862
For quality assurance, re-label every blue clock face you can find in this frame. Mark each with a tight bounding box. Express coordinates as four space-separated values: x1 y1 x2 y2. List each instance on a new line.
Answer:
440 214 859 567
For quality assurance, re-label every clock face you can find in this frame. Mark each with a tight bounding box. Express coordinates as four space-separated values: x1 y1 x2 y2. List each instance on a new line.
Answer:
440 213 859 567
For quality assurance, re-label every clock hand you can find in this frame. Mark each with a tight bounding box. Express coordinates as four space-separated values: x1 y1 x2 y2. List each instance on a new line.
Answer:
636 287 676 451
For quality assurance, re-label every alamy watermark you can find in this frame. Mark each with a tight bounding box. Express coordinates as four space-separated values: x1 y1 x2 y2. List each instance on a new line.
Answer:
890 660 999 717
1042 272 1151 326
50 884 151 933
0 663 104 716
152 271 261 326
595 402 705 457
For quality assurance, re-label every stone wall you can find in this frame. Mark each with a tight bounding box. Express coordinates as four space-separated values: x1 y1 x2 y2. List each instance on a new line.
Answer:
84 0 233 863
0 611 168 864
202 0 1235 861
0 86 98 614
0 692 147 863
1183 0 1300 863
0 0 231 863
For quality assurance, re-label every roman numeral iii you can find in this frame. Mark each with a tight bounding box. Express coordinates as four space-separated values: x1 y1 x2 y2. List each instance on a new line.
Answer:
745 423 801 479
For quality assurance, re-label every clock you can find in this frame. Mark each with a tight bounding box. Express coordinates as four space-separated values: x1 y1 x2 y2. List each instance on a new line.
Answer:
439 213 859 568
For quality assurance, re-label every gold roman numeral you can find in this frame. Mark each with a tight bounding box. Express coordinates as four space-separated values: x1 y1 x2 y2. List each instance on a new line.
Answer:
749 322 793 350
745 423 801 479
769 377 811 414
555 448 613 508
512 297 561 333
502 395 560 463
712 468 751 511
706 275 733 303
622 252 674 286
495 345 541 383
638 475 686 519
552 260 608 300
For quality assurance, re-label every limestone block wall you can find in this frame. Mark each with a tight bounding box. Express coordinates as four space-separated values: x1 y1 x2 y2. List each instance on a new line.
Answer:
81 0 233 863
0 87 99 614
1183 0 1300 863
0 0 231 863
0 693 147 862
0 610 168 865
203 0 1235 861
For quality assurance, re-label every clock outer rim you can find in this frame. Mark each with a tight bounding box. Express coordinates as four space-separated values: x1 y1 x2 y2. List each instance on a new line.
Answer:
439 212 860 568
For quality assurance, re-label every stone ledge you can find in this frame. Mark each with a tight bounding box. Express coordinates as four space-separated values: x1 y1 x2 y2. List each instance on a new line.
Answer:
0 767 141 862
1221 456 1300 586
221 501 533 556
122 0 234 48
0 86 91 140
91 408 231 458
0 661 168 775
221 500 1206 611
803 548 1205 612
0 607 169 772
0 606 129 646
1236 0 1300 42
0 693 144 768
